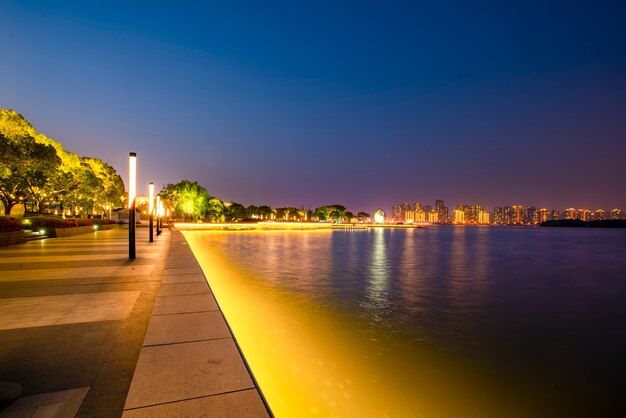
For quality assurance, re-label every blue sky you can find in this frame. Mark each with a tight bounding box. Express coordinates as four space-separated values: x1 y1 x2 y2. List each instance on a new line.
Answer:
1 1 625 212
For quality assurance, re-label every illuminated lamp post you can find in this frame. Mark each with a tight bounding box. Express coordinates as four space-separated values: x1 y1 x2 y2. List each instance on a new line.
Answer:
156 194 161 236
128 152 137 260
148 182 154 243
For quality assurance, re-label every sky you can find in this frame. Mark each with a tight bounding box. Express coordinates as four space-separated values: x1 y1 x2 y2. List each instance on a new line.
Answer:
1 0 625 213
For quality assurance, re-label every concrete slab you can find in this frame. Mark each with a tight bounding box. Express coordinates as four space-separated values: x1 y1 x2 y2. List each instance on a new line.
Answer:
143 311 230 346
158 282 211 296
123 389 270 418
152 294 218 315
0 291 141 331
124 339 255 409
161 273 206 284
1 387 89 418
163 266 204 276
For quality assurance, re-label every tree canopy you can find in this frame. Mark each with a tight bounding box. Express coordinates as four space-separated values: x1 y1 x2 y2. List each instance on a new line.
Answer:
0 108 125 216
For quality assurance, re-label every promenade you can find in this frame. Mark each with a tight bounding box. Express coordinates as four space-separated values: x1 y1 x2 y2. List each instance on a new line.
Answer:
0 226 269 417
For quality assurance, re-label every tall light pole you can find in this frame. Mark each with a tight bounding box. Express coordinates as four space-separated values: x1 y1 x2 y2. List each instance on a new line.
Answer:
148 182 154 243
156 194 161 236
128 152 137 260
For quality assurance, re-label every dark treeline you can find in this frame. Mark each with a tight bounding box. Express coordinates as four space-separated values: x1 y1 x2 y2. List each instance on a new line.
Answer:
540 219 626 228
160 179 370 223
0 109 125 217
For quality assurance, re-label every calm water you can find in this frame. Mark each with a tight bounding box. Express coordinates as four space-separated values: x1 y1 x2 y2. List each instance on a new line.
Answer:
184 226 626 417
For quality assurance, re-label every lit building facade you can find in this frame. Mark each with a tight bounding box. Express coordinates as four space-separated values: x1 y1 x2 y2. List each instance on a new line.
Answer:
564 208 577 220
594 209 605 220
539 208 549 223
527 207 539 225
511 206 525 225
453 209 465 224
493 207 503 224
611 209 624 220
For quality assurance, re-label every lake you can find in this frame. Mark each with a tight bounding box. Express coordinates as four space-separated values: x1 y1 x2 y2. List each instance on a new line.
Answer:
183 226 626 418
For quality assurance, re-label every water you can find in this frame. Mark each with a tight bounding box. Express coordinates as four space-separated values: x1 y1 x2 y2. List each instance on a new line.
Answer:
183 226 626 417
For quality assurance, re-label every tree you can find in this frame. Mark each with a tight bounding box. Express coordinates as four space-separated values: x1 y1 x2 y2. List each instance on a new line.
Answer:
314 206 329 221
357 212 371 222
206 197 226 223
0 108 126 217
225 202 247 222
0 132 60 213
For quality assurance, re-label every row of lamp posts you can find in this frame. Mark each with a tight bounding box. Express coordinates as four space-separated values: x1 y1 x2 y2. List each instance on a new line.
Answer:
128 152 166 260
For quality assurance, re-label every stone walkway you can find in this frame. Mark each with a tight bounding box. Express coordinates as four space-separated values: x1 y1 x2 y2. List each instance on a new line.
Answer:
122 229 270 417
0 226 271 417
0 226 168 417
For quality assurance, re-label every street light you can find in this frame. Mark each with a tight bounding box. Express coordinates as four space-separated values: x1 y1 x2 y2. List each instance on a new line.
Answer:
128 152 137 260
156 194 161 236
148 182 154 243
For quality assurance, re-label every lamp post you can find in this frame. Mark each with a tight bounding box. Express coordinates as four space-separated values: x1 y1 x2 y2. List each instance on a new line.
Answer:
128 152 137 260
148 182 154 243
156 194 161 236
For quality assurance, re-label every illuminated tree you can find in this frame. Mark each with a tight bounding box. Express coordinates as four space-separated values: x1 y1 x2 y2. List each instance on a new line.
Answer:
0 132 60 213
225 202 246 221
206 197 226 223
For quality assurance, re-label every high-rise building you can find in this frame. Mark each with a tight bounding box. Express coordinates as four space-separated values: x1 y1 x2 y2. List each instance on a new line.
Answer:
428 211 439 223
404 210 416 223
391 204 402 222
539 208 549 223
435 199 449 224
611 209 624 220
503 206 513 225
478 211 490 224
461 204 483 224
577 209 592 221
551 209 560 220
594 209 605 220
564 208 577 220
527 207 539 225
391 202 411 222
493 207 503 224
453 209 465 224
511 206 525 225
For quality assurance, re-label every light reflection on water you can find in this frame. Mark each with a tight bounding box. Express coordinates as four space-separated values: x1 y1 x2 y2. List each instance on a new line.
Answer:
184 227 626 417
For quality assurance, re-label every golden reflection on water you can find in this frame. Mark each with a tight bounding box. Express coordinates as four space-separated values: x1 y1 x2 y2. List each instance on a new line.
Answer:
183 230 536 418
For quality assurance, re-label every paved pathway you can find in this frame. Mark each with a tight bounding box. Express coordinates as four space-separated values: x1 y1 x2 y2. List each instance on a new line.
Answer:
0 227 271 417
0 226 169 417
122 229 270 417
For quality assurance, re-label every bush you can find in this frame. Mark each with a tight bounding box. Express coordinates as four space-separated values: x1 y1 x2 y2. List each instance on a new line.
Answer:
92 218 117 225
0 217 22 232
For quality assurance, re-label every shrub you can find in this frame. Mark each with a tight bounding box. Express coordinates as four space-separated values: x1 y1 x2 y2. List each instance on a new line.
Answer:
0 217 22 232
92 218 117 225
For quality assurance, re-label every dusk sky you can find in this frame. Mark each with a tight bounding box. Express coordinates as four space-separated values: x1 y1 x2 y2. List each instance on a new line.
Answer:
1 1 625 213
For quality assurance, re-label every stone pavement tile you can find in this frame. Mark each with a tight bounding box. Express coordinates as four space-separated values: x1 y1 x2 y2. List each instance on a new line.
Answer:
75 392 127 418
163 266 203 276
143 311 230 346
1 387 89 418
124 339 255 409
152 294 217 315
122 389 270 418
160 273 206 284
158 282 211 297
0 291 140 330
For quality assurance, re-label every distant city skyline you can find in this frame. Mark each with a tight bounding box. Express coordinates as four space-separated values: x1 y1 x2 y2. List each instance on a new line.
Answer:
389 200 624 225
